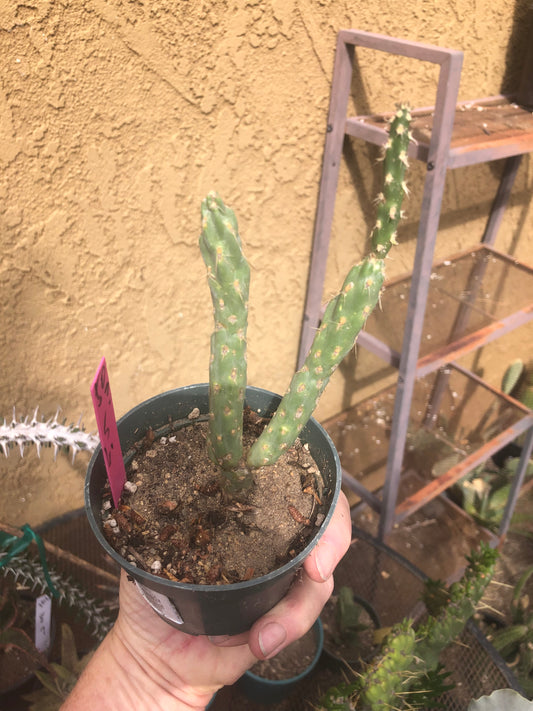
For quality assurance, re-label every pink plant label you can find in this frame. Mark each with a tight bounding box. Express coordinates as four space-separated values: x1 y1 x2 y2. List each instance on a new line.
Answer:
91 357 126 507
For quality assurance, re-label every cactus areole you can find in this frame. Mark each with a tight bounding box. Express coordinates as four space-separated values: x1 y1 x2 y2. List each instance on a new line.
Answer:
86 104 412 636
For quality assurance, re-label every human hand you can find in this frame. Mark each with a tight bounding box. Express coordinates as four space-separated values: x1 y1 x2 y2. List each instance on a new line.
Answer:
62 491 351 711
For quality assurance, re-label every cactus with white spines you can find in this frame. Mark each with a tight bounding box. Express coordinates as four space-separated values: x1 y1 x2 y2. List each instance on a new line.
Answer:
0 408 98 461
200 104 412 482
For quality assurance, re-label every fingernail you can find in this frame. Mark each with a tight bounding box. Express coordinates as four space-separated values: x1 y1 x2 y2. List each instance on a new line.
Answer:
258 622 287 658
315 540 334 581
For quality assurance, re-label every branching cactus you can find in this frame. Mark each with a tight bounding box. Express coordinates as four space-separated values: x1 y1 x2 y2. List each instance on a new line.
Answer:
247 256 385 467
200 104 412 484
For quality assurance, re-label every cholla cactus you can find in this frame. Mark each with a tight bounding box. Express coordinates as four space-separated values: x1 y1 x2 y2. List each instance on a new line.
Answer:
200 105 412 484
318 544 498 711
0 408 98 461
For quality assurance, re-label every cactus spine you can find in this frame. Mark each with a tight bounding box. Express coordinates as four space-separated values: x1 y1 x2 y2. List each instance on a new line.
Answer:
199 191 250 485
247 104 412 468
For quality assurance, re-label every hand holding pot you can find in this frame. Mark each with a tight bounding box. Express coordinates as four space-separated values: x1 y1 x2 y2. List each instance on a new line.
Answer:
61 492 351 711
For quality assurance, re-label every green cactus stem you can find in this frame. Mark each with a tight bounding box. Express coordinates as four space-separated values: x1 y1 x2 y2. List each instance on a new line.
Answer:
318 544 498 711
371 104 412 258
247 256 384 468
199 191 251 486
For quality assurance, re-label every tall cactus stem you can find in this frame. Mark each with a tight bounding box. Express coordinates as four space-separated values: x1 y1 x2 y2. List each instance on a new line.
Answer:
199 191 251 487
247 256 384 468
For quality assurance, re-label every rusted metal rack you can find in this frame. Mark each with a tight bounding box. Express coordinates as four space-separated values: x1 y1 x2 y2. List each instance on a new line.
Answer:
298 28 533 540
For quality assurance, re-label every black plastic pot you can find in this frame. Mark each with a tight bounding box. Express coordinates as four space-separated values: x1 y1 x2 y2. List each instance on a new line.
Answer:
85 384 341 636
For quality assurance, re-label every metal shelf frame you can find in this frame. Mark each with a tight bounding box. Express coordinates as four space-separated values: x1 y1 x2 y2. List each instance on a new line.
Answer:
298 28 533 541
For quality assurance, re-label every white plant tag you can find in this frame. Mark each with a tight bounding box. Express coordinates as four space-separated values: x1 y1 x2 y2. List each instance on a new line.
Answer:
135 582 184 625
35 594 52 652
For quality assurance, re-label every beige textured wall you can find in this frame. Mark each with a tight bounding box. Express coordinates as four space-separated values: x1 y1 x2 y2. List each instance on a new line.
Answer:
1 0 531 525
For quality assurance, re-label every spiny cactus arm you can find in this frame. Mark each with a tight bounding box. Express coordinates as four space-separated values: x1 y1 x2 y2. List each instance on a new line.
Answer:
371 104 412 258
247 256 384 468
359 620 417 710
0 554 115 642
199 191 251 479
414 543 497 673
318 620 417 711
0 408 98 461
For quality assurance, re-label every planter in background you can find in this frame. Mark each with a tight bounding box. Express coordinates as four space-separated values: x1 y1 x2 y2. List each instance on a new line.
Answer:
236 618 324 706
85 384 341 637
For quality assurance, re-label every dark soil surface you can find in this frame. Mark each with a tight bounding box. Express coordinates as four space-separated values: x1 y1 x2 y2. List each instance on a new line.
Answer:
101 409 329 585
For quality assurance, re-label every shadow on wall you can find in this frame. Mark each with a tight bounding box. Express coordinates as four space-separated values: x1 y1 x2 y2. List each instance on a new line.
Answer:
500 0 533 107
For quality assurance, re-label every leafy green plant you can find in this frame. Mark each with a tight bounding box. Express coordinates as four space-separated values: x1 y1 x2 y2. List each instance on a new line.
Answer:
319 544 498 710
453 457 533 531
334 587 374 649
199 105 412 491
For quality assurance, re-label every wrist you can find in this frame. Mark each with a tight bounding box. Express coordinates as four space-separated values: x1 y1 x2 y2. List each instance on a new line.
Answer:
62 625 215 711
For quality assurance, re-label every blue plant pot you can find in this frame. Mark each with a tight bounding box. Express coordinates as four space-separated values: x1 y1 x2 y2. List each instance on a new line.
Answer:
236 618 324 705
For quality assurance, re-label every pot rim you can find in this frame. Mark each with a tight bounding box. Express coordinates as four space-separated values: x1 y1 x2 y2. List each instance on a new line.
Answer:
85 384 341 593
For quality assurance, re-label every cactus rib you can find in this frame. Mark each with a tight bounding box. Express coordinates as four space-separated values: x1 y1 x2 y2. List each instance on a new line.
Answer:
199 191 251 483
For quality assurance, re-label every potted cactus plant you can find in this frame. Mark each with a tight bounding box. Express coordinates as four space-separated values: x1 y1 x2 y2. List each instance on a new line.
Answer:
85 105 413 637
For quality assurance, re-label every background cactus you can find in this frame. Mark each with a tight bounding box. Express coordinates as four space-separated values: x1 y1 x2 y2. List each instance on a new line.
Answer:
0 408 98 461
0 553 114 642
200 105 412 479
318 544 498 711
199 191 250 486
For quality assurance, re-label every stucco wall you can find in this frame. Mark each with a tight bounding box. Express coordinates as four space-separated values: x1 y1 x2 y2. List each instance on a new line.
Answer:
1 0 531 525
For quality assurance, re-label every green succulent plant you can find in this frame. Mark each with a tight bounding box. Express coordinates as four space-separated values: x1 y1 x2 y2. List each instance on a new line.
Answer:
319 544 498 710
199 104 412 490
